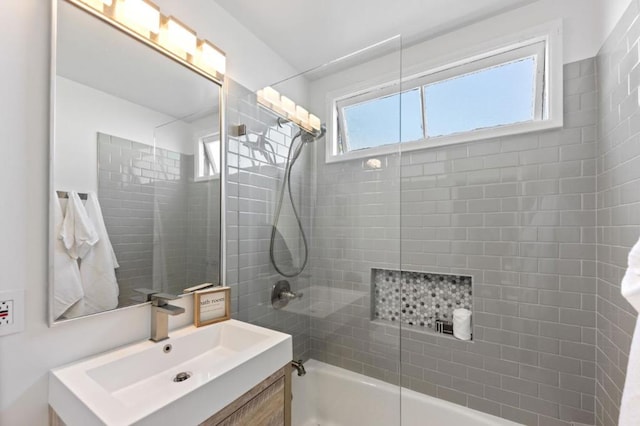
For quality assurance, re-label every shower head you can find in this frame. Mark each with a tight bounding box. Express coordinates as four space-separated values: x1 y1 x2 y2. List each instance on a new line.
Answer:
280 116 326 144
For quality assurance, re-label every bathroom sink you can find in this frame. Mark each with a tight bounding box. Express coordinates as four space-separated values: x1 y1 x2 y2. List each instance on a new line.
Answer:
49 319 292 425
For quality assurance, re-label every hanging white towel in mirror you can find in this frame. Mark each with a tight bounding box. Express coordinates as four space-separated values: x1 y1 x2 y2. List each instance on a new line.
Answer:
619 234 640 426
65 192 119 317
60 191 98 259
52 191 84 319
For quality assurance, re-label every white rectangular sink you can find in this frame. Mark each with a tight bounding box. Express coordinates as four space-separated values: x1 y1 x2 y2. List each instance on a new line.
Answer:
49 319 292 425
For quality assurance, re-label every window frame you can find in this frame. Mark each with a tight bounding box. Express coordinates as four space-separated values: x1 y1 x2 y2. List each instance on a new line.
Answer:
326 21 563 164
337 86 425 153
194 132 220 181
420 41 545 136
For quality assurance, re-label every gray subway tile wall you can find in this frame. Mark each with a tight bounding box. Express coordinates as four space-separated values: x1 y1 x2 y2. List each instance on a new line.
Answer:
185 170 221 287
98 133 220 306
309 58 598 426
98 133 184 305
226 79 312 360
227 10 640 421
596 1 640 425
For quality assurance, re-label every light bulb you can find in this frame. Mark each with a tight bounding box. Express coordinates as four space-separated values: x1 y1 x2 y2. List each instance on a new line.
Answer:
295 106 309 123
115 0 160 36
262 87 280 106
160 16 197 57
197 41 226 75
309 114 321 132
281 96 296 117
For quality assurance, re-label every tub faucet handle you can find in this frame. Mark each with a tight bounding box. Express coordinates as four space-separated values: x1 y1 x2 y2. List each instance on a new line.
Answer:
280 290 303 301
271 280 303 309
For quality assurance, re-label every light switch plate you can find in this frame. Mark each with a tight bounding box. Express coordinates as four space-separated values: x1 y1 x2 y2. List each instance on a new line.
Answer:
0 289 25 336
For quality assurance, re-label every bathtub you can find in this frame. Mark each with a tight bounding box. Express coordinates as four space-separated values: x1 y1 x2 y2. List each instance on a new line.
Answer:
292 360 521 426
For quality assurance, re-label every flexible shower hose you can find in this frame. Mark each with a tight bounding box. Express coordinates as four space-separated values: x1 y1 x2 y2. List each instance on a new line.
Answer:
269 131 309 278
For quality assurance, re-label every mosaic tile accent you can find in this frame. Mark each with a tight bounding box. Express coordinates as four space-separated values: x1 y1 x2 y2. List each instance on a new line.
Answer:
372 269 472 333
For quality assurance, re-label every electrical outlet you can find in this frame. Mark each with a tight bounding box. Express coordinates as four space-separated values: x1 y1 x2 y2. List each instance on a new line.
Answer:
0 299 14 326
0 289 24 336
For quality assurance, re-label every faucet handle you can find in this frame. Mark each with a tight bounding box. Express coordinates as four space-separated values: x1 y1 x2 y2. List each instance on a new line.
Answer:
133 288 159 302
280 290 303 301
150 293 181 306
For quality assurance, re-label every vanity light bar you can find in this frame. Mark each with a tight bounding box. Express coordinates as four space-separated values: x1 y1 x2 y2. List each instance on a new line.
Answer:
69 0 226 82
257 86 321 134
160 16 197 58
197 40 226 75
114 0 160 36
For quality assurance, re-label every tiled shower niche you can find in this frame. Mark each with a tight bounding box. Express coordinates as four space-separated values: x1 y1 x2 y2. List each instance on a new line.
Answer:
372 268 472 337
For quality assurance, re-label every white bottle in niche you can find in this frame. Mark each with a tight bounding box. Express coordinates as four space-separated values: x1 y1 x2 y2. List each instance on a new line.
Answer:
453 308 472 340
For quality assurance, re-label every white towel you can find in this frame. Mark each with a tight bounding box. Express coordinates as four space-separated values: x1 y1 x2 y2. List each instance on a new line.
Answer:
453 308 472 340
619 235 640 426
52 192 84 319
65 192 119 317
61 191 98 259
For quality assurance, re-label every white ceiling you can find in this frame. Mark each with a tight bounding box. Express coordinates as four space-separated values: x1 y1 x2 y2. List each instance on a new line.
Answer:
214 0 540 73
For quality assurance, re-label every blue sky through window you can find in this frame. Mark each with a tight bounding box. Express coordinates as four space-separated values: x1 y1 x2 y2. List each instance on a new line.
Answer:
424 57 536 137
340 56 537 152
343 88 423 151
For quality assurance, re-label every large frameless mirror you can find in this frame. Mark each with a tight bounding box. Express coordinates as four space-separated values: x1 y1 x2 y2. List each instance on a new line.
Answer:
49 0 224 324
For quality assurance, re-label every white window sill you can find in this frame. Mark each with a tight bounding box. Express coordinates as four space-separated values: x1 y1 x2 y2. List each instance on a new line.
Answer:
325 117 563 164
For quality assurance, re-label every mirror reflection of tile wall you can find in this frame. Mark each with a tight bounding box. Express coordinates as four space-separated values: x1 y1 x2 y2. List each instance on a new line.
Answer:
98 133 220 306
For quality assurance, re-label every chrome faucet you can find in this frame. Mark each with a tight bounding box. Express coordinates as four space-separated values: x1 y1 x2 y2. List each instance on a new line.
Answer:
150 293 185 342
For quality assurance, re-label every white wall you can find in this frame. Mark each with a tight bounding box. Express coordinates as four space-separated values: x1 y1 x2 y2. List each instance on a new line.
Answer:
0 1 301 425
601 0 635 41
309 0 613 112
399 0 610 67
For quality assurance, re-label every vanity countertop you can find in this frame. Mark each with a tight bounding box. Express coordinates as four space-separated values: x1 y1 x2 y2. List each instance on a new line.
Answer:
49 319 292 426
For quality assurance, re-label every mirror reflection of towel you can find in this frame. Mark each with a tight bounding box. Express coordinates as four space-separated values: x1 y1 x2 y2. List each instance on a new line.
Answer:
61 191 98 259
620 235 640 425
65 192 119 317
52 191 84 319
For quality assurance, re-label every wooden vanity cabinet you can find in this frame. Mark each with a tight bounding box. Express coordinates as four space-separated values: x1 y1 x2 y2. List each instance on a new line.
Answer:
200 364 291 426
200 365 291 426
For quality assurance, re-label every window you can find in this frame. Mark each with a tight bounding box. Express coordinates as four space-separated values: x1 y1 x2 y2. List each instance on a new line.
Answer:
424 55 540 137
340 88 423 152
328 24 562 163
195 133 220 180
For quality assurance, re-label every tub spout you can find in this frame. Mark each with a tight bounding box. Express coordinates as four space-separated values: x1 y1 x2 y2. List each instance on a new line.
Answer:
292 359 306 376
